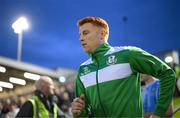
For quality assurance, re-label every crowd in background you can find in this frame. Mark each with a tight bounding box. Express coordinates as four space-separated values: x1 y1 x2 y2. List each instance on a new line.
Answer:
0 81 75 118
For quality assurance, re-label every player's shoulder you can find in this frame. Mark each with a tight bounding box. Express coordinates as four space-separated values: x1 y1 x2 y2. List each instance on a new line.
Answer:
80 58 93 66
105 46 143 55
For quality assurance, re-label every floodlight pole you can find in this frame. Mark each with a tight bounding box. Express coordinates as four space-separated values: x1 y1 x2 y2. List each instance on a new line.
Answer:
17 31 23 62
12 17 29 62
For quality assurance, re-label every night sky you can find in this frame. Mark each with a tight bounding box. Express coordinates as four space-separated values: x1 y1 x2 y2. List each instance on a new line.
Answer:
0 0 179 69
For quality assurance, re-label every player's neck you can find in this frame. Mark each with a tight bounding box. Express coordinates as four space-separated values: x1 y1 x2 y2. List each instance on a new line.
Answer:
145 78 155 84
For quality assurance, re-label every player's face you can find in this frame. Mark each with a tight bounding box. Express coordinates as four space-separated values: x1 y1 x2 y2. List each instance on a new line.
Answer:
79 23 103 53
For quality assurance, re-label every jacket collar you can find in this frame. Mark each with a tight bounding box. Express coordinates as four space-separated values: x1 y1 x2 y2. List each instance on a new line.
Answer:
89 43 111 61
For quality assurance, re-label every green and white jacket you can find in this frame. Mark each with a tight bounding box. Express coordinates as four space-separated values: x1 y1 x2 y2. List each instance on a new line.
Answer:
75 43 175 117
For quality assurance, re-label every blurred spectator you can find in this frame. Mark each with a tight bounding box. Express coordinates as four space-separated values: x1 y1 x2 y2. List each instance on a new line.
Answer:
65 82 75 102
61 92 71 113
172 63 180 97
173 63 180 79
141 74 173 118
0 102 3 114
0 98 11 118
55 85 72 116
7 98 19 118
16 76 66 118
17 96 26 108
57 85 66 96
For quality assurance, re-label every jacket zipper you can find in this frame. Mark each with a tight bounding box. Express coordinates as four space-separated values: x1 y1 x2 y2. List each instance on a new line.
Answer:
93 55 107 117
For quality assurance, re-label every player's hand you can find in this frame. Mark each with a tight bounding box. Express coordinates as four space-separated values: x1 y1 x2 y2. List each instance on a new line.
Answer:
71 94 85 116
149 114 160 118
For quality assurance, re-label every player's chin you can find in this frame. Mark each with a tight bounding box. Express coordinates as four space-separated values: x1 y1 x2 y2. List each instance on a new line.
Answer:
85 50 92 53
83 48 90 53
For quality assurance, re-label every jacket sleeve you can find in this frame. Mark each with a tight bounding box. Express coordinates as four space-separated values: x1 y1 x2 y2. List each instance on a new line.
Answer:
74 72 90 117
127 47 176 117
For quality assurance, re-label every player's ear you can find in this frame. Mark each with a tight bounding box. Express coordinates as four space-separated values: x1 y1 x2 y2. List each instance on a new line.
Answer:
101 29 106 37
100 29 106 40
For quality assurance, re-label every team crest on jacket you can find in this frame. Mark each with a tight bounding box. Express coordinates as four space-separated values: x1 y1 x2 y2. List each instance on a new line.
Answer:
106 55 117 65
82 66 91 75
